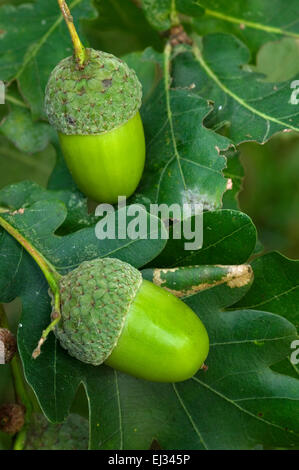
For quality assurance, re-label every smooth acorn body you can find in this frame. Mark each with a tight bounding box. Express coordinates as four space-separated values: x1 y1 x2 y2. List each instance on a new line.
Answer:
105 280 209 382
52 258 209 383
59 112 145 203
45 48 145 203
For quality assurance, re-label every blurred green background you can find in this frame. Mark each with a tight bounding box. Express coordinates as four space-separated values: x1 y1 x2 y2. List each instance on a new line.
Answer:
239 133 299 259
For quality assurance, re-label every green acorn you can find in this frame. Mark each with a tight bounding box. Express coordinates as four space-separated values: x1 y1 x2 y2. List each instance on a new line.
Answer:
24 413 88 450
45 1 145 203
51 257 209 383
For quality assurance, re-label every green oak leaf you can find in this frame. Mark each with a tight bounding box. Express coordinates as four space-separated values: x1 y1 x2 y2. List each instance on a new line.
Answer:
151 209 257 268
0 0 97 118
0 100 54 154
128 48 231 211
193 0 299 55
172 34 299 144
0 181 94 234
140 86 231 209
234 252 299 330
0 200 167 275
234 251 299 385
141 0 204 30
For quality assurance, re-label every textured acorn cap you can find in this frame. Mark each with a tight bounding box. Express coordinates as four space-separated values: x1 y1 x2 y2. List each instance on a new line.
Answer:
25 413 88 450
52 258 142 366
0 328 17 363
44 48 142 135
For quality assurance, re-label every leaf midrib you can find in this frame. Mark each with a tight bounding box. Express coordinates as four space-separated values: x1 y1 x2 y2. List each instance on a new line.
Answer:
197 5 299 39
192 376 299 438
192 43 299 133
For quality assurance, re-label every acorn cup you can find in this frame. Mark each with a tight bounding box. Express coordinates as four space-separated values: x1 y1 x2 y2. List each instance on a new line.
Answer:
45 2 145 203
52 258 210 383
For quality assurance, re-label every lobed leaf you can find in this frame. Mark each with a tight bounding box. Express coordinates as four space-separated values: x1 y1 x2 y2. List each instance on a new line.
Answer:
172 35 299 144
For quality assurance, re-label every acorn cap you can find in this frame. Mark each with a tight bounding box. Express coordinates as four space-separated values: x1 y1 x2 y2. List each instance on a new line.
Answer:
44 48 142 135
0 403 25 434
25 413 88 450
0 328 17 363
52 258 142 366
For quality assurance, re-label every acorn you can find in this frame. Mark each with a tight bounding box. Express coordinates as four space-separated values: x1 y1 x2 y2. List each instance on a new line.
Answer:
0 328 17 363
44 1 145 203
51 257 209 383
24 413 88 450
